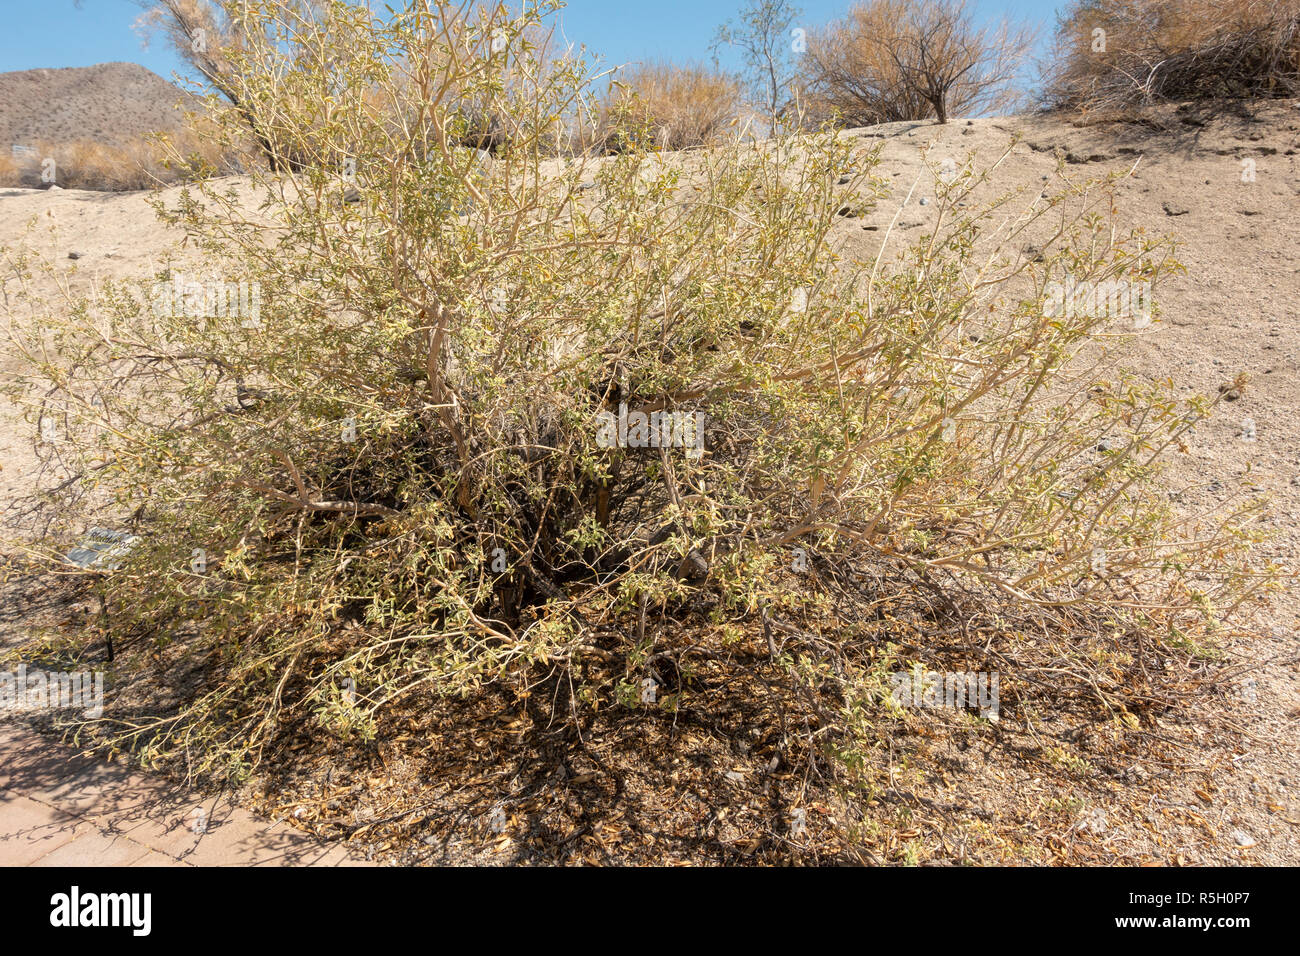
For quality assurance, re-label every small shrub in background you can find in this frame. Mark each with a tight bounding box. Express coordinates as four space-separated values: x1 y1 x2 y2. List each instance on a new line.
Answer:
0 126 243 192
1043 0 1300 113
594 61 743 152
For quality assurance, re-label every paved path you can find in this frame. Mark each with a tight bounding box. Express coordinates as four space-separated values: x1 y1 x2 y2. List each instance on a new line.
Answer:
0 721 369 866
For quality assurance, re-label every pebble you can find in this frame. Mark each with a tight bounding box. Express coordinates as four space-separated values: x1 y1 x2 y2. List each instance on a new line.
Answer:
919 197 929 205
1232 829 1257 848
67 251 83 260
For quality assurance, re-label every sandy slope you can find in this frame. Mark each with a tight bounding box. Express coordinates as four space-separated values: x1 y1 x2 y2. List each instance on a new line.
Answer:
2 100 1297 863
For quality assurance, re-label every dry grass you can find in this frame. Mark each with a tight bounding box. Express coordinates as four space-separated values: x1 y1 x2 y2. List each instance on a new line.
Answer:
0 61 242 191
593 61 743 152
1 131 239 192
1043 0 1300 112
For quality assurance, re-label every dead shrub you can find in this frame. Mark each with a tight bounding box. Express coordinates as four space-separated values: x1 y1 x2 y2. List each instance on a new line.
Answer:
1043 0 1300 112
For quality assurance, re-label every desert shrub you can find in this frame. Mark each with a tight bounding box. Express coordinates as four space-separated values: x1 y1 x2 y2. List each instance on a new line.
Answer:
798 0 1032 127
1043 0 1300 112
3 0 1274 791
0 126 243 192
594 62 742 152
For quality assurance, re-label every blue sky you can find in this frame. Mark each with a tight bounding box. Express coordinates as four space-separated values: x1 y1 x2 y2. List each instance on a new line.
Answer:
0 0 1063 85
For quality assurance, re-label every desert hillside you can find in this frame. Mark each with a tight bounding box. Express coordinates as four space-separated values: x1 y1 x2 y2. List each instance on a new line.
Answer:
2 100 1298 865
0 63 193 151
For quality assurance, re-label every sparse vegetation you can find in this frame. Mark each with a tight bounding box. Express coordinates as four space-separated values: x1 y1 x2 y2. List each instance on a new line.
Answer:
595 61 743 151
0 130 238 191
1043 0 1300 113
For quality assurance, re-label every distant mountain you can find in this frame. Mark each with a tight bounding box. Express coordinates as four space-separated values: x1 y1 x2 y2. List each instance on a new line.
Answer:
0 62 197 151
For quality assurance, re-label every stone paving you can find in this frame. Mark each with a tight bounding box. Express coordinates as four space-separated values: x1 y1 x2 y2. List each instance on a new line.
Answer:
0 721 370 866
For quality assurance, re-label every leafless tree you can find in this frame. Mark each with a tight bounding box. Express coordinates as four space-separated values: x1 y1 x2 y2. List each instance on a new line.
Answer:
713 0 803 131
884 0 1031 124
796 0 1031 128
134 0 325 170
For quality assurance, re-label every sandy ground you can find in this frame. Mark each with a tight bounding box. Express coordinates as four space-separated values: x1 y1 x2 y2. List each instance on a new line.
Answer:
2 101 1297 864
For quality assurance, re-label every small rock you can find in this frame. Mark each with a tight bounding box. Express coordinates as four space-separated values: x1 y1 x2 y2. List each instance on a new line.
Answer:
1232 829 1257 848
67 251 83 260
919 196 929 206
837 175 851 185
1163 201 1190 216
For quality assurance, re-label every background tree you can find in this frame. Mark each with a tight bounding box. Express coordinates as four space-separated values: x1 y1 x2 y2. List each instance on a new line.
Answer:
885 0 1030 123
134 0 329 170
712 0 803 131
798 0 1030 127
